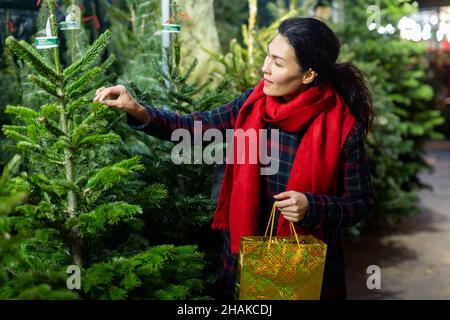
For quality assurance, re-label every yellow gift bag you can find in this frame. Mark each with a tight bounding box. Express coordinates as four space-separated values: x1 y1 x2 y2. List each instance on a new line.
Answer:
236 201 327 300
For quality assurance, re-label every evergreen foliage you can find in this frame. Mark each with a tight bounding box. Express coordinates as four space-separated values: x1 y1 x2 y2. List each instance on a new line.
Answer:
1 0 209 299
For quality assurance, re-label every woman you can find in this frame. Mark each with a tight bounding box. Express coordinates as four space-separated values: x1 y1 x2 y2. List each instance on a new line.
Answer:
94 17 375 300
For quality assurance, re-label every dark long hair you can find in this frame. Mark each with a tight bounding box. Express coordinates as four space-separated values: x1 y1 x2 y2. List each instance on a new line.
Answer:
278 17 375 136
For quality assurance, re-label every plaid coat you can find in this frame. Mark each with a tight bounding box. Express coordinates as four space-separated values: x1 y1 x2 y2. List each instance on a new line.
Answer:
127 88 375 300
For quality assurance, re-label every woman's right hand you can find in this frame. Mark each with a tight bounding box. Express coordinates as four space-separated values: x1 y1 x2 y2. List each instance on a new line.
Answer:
93 85 151 124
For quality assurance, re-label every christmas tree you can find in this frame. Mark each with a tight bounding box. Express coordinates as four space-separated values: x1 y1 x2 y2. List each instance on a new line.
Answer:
336 0 444 226
0 154 78 299
0 19 22 170
101 0 232 297
100 0 161 90
0 155 27 294
1 0 207 299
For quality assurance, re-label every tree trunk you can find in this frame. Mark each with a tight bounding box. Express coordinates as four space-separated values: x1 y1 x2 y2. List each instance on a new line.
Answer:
178 0 223 81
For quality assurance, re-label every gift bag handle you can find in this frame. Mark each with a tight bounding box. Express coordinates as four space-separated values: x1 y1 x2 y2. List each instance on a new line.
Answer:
264 201 300 249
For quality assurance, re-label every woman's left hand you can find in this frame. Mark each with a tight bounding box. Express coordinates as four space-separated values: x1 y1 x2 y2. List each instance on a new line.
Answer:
273 190 309 223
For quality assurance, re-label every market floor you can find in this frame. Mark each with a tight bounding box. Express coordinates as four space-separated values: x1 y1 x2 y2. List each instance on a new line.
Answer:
344 140 450 300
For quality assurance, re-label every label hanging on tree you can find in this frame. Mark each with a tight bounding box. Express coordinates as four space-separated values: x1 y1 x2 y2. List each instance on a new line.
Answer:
162 23 181 33
36 16 58 49
60 4 81 30
35 37 59 49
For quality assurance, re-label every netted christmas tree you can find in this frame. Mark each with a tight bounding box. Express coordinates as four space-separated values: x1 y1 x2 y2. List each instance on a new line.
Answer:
1 0 207 299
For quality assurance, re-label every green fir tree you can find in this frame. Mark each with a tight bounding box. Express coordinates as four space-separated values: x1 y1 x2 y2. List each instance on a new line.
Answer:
336 0 445 226
101 0 232 297
1 0 207 300
0 155 27 294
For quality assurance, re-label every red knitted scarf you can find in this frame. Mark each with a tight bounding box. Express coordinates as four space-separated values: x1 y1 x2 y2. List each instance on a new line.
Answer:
212 79 356 254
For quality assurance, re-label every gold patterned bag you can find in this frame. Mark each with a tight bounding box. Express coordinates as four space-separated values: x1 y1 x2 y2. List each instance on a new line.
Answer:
235 202 327 300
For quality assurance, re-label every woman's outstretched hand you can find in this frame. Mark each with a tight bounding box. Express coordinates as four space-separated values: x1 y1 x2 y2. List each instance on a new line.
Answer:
93 85 151 124
274 190 309 223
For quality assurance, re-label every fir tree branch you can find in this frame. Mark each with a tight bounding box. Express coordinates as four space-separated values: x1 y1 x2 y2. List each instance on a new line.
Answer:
99 54 116 72
78 133 120 148
169 90 195 105
65 202 143 238
179 59 198 83
37 116 65 137
70 104 110 145
16 141 44 156
104 113 125 132
5 106 39 121
39 103 61 118
99 0 131 21
0 155 21 190
1 125 27 135
66 97 89 113
0 155 27 217
198 92 227 111
28 74 62 98
66 83 101 103
63 30 113 80
5 37 60 83
9 133 64 166
27 124 38 144
2 127 32 143
52 179 80 194
85 156 144 192
30 173 63 197
51 136 71 155
92 73 117 91
65 67 102 96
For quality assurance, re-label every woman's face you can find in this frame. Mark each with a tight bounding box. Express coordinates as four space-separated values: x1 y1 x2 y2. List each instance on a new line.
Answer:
261 34 316 101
